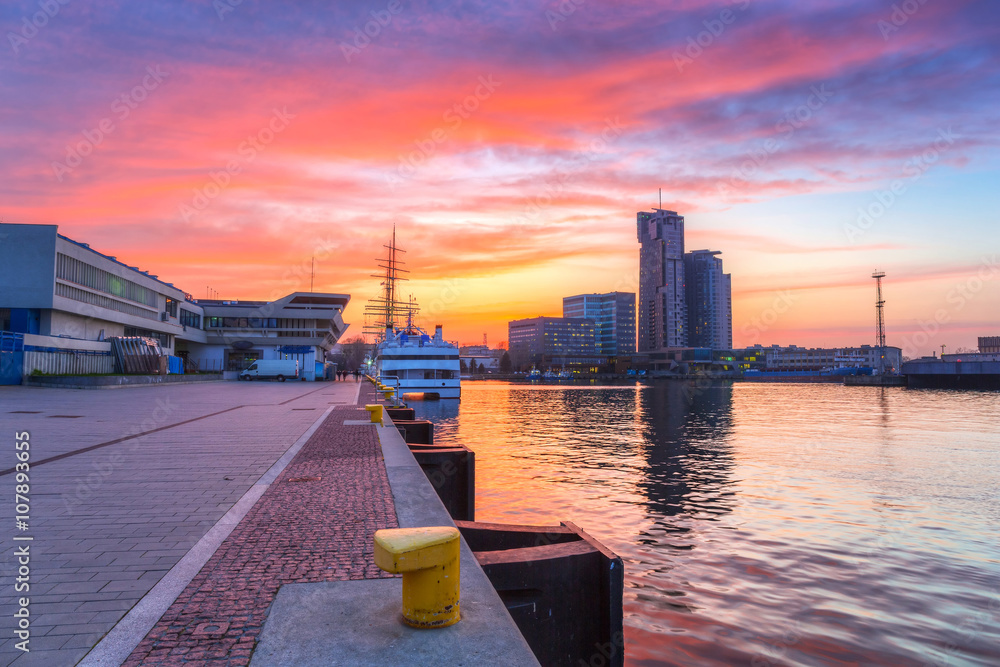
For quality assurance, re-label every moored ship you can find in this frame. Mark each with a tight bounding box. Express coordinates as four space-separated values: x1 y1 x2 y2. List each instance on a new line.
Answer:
364 228 461 399
376 321 461 399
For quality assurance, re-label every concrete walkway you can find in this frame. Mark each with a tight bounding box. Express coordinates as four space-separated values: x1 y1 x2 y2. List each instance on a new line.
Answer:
0 380 361 667
120 390 397 665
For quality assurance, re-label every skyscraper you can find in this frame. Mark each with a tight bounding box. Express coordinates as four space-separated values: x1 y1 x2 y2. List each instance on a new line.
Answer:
637 209 686 351
563 292 636 356
684 250 733 350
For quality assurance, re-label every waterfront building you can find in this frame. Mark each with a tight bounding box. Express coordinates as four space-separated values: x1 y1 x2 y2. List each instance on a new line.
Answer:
508 316 600 370
683 250 732 350
562 292 636 356
979 336 1000 354
637 209 687 351
753 344 903 373
0 223 350 381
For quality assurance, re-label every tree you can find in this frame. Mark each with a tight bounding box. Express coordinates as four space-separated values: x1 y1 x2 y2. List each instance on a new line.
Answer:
460 358 468 373
477 362 486 374
339 336 370 371
499 351 512 373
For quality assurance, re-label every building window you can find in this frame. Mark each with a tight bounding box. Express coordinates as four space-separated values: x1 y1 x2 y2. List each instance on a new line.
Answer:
55 282 158 320
56 253 159 307
180 309 201 329
165 298 178 317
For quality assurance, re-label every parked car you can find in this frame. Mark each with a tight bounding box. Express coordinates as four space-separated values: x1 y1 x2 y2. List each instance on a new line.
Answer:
238 359 298 382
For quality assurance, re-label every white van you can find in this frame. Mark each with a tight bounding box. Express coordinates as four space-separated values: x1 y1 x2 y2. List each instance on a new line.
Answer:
238 359 299 382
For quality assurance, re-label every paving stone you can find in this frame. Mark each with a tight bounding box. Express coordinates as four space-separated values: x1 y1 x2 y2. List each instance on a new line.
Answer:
0 380 360 667
124 386 396 666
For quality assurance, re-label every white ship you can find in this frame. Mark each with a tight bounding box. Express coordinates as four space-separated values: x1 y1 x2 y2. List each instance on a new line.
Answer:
376 322 461 399
364 228 461 399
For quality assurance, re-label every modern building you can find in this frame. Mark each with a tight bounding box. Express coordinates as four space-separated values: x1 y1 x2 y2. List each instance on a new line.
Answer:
508 316 599 369
562 292 636 356
185 293 350 378
979 336 1000 354
684 250 732 350
637 209 687 351
0 223 350 381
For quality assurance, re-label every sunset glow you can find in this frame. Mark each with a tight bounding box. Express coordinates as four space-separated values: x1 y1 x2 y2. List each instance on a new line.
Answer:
3 0 998 356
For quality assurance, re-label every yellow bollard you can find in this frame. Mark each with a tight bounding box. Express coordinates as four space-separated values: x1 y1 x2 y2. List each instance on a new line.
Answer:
382 389 395 401
374 526 460 629
364 403 384 425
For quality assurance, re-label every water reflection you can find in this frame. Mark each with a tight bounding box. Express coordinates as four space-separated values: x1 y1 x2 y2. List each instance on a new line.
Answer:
638 381 735 521
408 382 1000 666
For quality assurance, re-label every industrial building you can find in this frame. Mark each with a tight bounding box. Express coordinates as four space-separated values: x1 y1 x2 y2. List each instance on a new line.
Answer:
0 224 350 382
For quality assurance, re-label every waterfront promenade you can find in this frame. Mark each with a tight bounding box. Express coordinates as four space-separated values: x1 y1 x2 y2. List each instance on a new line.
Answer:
0 380 369 666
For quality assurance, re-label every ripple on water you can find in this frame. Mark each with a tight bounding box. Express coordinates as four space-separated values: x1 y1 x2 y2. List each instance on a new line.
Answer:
412 382 1000 666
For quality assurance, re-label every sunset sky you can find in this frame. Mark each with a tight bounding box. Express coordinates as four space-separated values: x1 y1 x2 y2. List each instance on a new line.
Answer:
2 0 998 357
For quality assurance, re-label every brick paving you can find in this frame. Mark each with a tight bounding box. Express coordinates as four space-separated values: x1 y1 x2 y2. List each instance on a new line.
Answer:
0 380 361 667
123 385 397 666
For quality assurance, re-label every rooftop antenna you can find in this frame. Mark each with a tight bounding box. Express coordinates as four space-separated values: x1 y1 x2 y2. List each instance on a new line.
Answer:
659 188 662 209
940 344 946 357
483 333 488 347
872 270 886 374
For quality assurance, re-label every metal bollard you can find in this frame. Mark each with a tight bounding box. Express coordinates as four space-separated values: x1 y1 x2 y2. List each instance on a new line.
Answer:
374 526 460 628
364 404 384 425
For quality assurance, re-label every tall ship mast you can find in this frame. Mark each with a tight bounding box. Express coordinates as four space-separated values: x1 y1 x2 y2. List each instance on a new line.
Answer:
363 226 416 342
364 228 461 399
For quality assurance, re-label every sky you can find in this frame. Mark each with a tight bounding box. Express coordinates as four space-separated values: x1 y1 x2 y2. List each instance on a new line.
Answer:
2 0 998 357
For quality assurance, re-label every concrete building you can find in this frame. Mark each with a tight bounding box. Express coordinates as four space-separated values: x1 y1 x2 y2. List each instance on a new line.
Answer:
562 292 636 356
684 250 732 350
637 209 687 351
0 223 350 381
185 294 350 379
508 316 599 369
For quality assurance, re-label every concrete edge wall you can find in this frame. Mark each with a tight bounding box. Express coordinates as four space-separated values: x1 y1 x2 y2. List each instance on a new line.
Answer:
377 415 540 665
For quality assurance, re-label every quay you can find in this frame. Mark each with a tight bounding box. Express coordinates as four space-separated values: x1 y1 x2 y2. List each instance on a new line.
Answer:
0 380 534 666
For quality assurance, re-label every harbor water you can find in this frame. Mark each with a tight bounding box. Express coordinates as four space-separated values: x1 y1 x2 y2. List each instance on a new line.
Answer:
410 382 1000 666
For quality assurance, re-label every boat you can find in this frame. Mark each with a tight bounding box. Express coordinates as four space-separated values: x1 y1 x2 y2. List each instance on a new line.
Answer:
527 367 542 380
364 228 461 400
376 318 461 399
